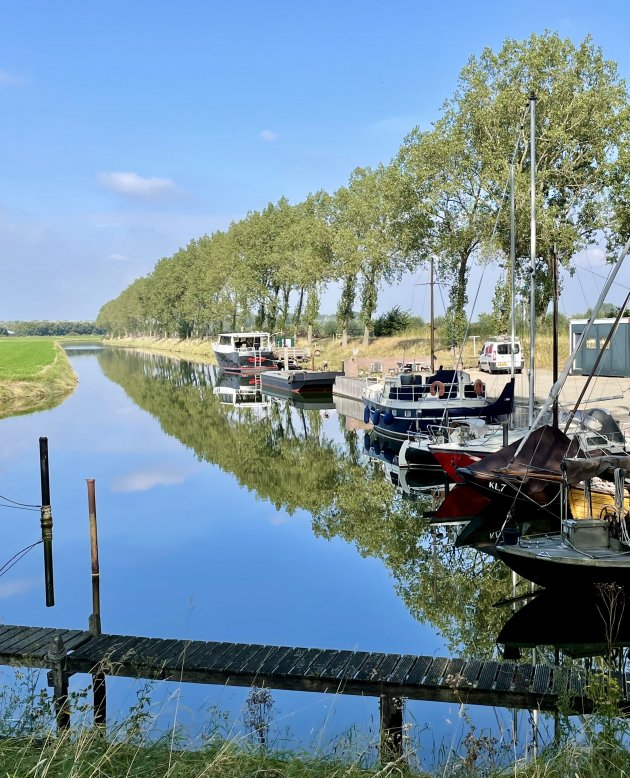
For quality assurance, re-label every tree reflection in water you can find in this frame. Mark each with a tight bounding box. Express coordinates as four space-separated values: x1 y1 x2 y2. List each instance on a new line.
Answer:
98 347 514 656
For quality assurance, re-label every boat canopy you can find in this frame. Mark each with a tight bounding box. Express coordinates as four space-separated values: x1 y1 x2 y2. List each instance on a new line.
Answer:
562 456 630 485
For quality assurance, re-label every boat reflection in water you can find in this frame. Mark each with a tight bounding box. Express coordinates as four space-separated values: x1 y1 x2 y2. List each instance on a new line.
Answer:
262 387 335 412
363 430 447 502
212 370 271 411
497 586 630 660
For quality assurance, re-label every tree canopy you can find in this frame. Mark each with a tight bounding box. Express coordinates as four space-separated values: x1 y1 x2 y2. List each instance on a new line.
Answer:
97 32 630 345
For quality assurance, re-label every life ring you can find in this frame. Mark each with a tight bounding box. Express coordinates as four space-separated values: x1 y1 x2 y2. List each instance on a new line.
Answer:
429 380 445 398
474 379 485 396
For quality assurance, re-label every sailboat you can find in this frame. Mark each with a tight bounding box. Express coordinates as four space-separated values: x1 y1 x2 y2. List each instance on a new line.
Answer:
435 95 630 546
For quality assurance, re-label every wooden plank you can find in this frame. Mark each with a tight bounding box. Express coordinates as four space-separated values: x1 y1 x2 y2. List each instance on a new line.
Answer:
0 627 53 654
532 664 552 695
551 667 570 696
101 637 148 663
70 634 129 660
255 646 295 676
237 645 279 675
0 625 29 648
459 659 483 688
303 650 336 677
352 653 386 682
204 643 252 673
183 642 233 670
222 644 269 674
405 656 434 686
512 663 534 693
476 661 499 691
285 648 324 677
5 628 60 656
569 667 585 697
23 629 87 658
318 650 355 681
423 657 450 687
335 651 370 681
443 658 466 687
273 648 309 676
132 638 183 664
495 663 516 693
370 654 401 682
386 655 417 685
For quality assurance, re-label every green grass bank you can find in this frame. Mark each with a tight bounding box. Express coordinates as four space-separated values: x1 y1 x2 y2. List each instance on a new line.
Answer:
0 337 78 418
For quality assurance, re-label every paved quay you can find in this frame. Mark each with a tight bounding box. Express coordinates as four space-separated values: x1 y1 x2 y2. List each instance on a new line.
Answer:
468 368 630 428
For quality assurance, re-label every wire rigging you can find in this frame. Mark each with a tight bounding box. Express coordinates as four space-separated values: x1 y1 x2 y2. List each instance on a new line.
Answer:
0 540 42 579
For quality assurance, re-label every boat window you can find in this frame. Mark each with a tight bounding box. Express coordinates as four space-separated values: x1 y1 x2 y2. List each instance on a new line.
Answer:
219 335 231 345
586 338 597 350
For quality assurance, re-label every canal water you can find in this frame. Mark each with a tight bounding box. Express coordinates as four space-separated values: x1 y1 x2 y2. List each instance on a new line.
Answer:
0 347 549 767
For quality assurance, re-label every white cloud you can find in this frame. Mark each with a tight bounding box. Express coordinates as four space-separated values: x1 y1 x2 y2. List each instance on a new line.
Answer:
106 253 133 262
111 465 191 493
259 129 278 143
0 69 26 86
0 577 38 599
97 171 181 200
268 514 290 526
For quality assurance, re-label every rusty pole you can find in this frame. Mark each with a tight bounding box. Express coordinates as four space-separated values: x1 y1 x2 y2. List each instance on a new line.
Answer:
39 437 55 607
87 479 106 726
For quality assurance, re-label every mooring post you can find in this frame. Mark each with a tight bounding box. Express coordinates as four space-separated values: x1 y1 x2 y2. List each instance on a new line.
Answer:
87 478 106 727
39 437 55 607
379 694 404 764
47 635 70 731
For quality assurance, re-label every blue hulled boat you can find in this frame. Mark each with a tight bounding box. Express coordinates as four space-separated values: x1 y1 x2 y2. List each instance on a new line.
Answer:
362 369 514 442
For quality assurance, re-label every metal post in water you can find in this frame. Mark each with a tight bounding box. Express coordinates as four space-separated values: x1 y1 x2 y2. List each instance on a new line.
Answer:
39 437 55 607
87 479 106 726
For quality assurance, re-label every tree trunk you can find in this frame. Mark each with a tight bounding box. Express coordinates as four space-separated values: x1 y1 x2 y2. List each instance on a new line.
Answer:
307 324 312 345
342 327 348 348
363 324 370 348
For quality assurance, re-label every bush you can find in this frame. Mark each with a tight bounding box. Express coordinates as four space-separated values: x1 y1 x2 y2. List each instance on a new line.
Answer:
373 307 412 337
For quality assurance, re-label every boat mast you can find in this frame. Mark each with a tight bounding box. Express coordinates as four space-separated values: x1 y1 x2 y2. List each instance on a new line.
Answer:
510 163 516 381
552 245 559 429
528 92 537 427
430 256 435 373
513 235 630 457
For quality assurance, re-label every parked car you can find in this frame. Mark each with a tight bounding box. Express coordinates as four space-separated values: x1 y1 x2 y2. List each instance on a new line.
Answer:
478 337 523 374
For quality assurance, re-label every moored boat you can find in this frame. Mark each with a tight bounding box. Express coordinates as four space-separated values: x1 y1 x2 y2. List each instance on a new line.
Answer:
362 370 514 442
260 369 343 395
212 331 278 373
494 455 630 590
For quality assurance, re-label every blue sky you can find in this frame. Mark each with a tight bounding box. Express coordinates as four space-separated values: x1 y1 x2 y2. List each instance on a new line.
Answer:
2 0 630 321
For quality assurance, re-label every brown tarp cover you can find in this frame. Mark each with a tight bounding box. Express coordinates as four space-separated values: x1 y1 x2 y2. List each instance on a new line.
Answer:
464 425 577 480
563 456 630 485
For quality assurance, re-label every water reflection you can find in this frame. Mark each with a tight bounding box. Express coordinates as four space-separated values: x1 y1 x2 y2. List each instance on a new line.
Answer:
0 346 567 764
497 587 630 660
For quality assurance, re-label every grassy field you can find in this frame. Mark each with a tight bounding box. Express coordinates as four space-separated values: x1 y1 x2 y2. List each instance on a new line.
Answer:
0 337 78 417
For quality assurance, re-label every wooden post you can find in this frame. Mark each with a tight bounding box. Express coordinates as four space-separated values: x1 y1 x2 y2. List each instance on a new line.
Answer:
39 437 55 607
87 479 106 726
47 635 70 731
379 694 404 764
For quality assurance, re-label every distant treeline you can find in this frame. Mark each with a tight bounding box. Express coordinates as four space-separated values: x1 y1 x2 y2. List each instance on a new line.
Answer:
0 321 105 337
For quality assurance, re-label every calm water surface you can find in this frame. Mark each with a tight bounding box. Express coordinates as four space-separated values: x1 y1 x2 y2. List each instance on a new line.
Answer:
0 347 543 764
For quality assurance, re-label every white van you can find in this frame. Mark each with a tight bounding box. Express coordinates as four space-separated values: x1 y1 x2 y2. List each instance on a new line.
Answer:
478 337 523 374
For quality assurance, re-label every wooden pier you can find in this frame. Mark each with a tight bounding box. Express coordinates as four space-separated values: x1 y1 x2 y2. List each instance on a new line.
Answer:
0 624 626 719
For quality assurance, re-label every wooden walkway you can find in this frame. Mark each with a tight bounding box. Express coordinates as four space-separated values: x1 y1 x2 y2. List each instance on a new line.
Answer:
0 624 625 715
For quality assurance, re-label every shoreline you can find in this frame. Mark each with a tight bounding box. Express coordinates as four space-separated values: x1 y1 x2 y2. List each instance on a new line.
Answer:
0 341 78 419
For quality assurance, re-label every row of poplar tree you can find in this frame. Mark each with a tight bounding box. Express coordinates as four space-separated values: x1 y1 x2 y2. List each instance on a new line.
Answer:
96 32 630 347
